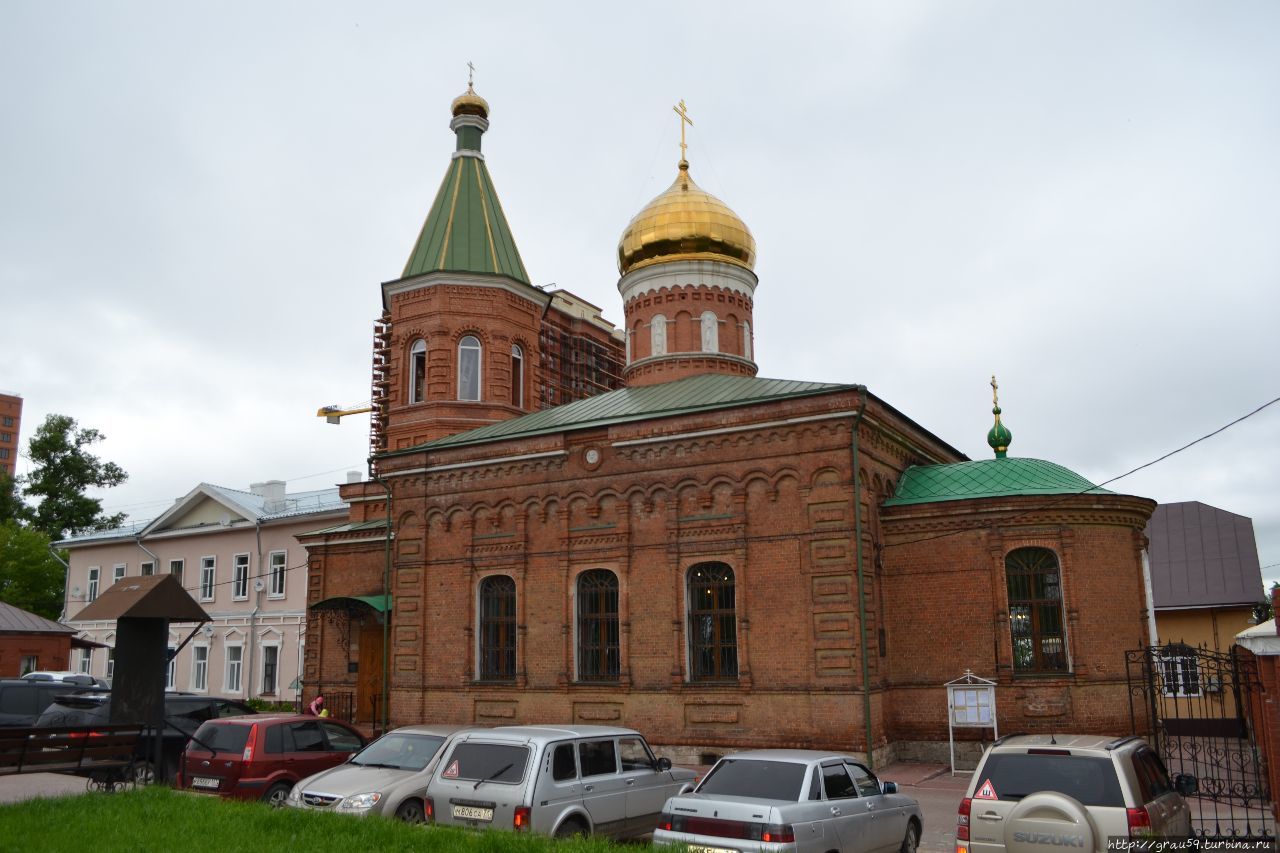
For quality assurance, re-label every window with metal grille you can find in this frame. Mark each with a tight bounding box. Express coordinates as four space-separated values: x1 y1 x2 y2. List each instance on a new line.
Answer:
577 569 619 681
688 562 738 680
1158 646 1201 697
479 575 516 680
1006 547 1068 674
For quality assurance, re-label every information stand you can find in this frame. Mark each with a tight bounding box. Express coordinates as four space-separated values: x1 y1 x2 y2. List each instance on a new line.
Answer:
945 669 998 775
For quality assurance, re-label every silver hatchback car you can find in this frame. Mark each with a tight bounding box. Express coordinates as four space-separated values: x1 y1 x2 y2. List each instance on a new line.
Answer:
424 724 696 839
284 724 470 822
653 749 922 853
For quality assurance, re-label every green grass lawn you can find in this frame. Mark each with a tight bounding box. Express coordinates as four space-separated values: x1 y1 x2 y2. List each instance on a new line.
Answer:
0 786 636 853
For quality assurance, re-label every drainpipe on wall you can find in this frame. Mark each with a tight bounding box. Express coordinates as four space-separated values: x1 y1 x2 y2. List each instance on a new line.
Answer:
247 518 264 701
1141 547 1158 647
370 462 393 735
850 385 874 769
48 545 71 622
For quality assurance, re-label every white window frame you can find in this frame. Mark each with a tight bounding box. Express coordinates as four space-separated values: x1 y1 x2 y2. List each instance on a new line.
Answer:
169 558 184 584
225 644 243 693
87 567 100 602
232 553 250 600
20 654 38 676
191 645 209 693
106 646 115 681
510 344 523 408
165 646 177 690
140 561 155 576
458 335 482 401
409 338 427 403
1160 652 1202 698
651 314 667 356
199 556 216 601
260 642 280 695
78 648 93 674
112 563 126 585
268 550 286 598
700 310 719 353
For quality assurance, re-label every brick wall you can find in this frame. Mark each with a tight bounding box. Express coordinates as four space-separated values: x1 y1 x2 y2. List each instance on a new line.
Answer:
0 634 71 677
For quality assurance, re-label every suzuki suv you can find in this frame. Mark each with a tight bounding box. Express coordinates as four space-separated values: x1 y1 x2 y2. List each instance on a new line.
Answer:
957 734 1197 853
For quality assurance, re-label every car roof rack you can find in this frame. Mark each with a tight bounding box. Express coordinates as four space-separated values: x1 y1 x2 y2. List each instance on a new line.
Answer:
1104 735 1141 751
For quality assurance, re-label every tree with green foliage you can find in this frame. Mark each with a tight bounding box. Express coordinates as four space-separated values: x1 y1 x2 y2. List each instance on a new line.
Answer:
0 471 24 525
22 414 128 542
0 521 66 619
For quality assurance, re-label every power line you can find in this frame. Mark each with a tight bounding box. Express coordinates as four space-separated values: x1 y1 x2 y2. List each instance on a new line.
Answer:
881 393 1280 551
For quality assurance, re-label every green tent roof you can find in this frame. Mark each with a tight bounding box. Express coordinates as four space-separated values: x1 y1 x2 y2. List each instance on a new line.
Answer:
884 458 1110 507
389 373 854 455
402 152 530 284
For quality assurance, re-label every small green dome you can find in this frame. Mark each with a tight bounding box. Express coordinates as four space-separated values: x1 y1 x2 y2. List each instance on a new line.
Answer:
988 405 1012 459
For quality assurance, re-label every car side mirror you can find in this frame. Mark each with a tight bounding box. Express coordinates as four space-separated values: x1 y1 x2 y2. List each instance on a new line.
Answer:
1174 774 1198 796
655 757 672 772
881 781 898 794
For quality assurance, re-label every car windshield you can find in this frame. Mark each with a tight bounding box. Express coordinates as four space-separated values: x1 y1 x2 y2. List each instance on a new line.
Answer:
350 733 446 771
438 742 529 784
190 722 252 755
695 759 808 801
977 753 1125 807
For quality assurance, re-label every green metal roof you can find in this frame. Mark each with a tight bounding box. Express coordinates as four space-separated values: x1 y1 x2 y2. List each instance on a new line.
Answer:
393 373 854 454
310 594 392 613
402 153 530 284
884 458 1111 507
301 518 389 537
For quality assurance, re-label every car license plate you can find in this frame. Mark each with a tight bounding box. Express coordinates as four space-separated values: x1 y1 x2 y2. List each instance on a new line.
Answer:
686 846 737 853
452 804 494 822
191 776 220 790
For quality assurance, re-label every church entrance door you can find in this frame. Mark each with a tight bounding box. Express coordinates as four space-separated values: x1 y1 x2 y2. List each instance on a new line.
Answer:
356 622 384 724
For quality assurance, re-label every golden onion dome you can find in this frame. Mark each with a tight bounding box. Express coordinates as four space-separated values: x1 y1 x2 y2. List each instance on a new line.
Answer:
617 160 756 275
451 85 489 119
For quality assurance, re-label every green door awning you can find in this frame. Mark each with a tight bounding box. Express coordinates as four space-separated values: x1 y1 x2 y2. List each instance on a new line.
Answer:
309 594 392 613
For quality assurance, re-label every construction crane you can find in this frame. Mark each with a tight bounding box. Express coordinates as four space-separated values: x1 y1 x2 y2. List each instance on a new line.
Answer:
316 402 373 424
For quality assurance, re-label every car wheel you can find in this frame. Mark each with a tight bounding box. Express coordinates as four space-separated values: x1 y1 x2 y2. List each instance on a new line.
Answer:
395 799 424 824
263 782 293 807
900 821 920 853
554 817 588 838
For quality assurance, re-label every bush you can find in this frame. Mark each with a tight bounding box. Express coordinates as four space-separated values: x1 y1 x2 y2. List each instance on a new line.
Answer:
245 698 294 713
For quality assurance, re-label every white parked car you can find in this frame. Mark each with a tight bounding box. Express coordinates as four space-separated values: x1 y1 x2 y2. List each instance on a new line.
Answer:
653 749 922 853
424 725 695 839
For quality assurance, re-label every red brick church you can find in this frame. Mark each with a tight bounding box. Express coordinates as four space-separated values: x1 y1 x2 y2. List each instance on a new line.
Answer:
301 84 1156 765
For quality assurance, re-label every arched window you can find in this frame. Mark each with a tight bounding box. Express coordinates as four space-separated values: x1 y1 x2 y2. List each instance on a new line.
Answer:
510 344 523 408
577 570 619 681
700 311 719 353
1006 547 1068 674
409 339 426 403
688 562 737 680
742 320 752 360
458 335 481 401
624 327 633 364
479 575 516 680
651 314 667 356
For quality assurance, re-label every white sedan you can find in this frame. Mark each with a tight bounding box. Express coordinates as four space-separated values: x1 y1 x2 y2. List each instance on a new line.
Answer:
653 749 921 853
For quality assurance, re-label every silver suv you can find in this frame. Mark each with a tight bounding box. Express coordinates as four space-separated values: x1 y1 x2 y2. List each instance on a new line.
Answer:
958 734 1197 853
424 725 696 839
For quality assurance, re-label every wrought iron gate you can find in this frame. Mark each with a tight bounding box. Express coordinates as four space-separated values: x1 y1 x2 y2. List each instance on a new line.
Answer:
1126 644 1274 842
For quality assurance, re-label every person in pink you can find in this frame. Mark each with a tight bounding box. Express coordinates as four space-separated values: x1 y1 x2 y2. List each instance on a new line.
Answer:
308 695 326 717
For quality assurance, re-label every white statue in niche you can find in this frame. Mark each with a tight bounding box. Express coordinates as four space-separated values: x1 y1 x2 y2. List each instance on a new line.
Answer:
701 311 718 353
651 314 667 356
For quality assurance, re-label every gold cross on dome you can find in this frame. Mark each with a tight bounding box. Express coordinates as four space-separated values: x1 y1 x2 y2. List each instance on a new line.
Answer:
467 61 475 90
673 99 694 161
990 375 1000 407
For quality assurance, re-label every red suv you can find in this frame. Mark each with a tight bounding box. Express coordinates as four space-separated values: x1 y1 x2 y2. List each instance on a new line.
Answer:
179 714 367 805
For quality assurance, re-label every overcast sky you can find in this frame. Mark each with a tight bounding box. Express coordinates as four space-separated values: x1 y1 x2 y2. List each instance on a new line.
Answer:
2 2 1277 585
